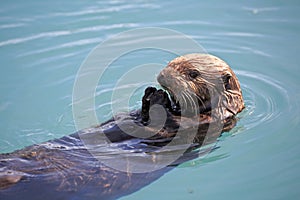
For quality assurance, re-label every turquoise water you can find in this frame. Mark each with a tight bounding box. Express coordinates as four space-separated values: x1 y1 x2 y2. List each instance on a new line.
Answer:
1 0 300 199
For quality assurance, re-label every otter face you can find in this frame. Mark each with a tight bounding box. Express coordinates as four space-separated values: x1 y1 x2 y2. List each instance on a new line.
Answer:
157 54 244 118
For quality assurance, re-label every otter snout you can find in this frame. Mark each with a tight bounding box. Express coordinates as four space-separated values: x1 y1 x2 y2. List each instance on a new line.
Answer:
157 71 167 88
157 68 178 89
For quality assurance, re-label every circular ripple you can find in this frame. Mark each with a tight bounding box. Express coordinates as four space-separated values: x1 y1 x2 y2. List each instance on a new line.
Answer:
234 70 291 133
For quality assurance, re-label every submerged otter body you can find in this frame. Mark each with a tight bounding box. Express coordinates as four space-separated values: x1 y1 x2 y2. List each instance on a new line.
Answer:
0 54 244 200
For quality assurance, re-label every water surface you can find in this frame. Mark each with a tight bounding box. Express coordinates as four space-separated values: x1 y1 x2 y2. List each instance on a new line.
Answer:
0 0 299 199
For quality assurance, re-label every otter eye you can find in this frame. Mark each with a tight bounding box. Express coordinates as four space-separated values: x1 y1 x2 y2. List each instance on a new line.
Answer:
189 70 200 79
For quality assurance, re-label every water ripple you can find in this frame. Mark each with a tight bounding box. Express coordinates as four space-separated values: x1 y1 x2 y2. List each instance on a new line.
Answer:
0 23 26 29
235 70 290 132
0 30 72 47
50 4 159 17
239 46 272 57
243 6 280 14
1 23 139 48
213 32 265 37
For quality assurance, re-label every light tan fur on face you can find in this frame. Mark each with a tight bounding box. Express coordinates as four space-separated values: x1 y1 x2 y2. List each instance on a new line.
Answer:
158 53 244 119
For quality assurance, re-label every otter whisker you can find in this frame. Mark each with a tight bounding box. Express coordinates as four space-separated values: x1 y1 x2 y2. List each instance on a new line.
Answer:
194 93 206 110
184 91 198 112
180 91 199 115
180 91 188 110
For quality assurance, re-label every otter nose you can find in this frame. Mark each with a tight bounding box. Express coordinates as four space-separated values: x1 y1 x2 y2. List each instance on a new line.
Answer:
157 72 167 87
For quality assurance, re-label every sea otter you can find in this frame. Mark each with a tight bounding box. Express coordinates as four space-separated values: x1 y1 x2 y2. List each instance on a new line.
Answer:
0 54 244 200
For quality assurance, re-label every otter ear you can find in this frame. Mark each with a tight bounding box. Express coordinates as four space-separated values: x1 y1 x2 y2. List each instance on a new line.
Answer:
222 74 232 90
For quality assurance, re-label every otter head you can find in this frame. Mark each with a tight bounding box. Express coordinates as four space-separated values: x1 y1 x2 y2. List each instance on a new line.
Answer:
157 53 244 119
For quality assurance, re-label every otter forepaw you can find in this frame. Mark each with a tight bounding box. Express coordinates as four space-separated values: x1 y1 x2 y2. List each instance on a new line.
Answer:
141 87 171 124
149 89 171 109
